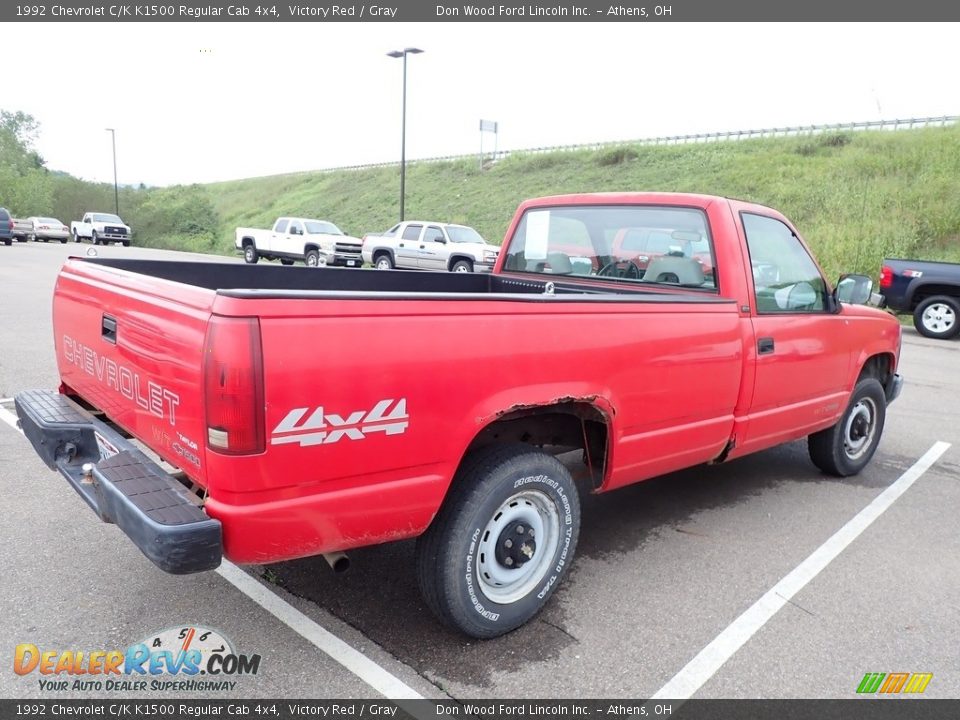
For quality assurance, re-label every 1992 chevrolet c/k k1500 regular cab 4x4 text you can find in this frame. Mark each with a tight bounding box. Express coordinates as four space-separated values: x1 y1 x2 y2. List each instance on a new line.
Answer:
16 192 902 638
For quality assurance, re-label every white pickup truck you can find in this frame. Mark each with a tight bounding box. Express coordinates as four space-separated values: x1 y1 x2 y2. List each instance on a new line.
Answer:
235 217 363 267
361 221 499 272
71 212 131 246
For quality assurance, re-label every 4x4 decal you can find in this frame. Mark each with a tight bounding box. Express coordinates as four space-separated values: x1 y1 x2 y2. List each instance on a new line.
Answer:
270 399 408 447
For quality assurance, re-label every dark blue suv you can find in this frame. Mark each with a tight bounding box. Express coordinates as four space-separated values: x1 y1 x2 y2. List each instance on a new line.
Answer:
0 208 13 246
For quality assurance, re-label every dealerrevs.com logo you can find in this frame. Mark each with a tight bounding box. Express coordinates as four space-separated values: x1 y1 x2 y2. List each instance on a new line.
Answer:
14 626 261 692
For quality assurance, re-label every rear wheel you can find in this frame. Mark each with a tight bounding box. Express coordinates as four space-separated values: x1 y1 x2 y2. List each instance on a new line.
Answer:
808 377 886 477
451 259 473 273
243 243 259 264
374 253 394 270
415 444 580 639
913 295 960 340
280 258 295 266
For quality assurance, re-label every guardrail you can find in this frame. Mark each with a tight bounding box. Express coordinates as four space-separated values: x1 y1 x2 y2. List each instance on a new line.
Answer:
316 115 957 175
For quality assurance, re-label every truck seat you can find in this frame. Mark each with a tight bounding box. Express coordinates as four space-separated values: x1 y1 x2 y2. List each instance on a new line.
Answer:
643 256 705 286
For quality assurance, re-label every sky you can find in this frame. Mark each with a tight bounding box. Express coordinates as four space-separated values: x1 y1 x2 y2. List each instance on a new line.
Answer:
6 22 956 187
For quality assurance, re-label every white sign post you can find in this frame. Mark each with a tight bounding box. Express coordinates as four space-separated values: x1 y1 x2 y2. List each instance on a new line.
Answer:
479 119 498 170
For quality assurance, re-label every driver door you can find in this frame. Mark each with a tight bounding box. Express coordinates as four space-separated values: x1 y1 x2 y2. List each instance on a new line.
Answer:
740 212 853 451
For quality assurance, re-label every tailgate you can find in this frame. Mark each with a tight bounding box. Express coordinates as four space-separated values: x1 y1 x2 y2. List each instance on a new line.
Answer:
53 258 215 488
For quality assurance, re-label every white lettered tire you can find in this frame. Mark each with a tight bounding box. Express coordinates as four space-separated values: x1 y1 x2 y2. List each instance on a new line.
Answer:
415 444 580 638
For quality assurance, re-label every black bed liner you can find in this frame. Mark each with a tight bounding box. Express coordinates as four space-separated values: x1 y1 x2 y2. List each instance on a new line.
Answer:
82 258 734 304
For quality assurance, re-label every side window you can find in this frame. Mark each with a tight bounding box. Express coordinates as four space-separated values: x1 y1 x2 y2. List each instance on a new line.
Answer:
423 226 445 243
401 224 422 241
274 219 289 234
288 221 303 236
742 213 827 313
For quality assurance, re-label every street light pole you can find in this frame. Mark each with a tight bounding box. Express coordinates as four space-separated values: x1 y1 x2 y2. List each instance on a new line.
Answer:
387 47 423 222
105 128 119 215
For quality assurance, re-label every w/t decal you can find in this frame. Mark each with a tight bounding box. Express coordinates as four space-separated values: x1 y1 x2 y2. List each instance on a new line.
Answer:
271 399 409 447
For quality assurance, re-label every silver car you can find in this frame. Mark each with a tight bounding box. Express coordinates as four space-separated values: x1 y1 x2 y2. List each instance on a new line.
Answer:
28 217 71 243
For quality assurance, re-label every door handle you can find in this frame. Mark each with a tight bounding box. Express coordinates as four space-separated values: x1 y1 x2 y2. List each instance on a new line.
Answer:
399 242 405 247
102 314 117 344
757 337 775 355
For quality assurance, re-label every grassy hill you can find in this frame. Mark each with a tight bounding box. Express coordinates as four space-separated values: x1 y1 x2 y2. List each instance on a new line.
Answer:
198 124 960 280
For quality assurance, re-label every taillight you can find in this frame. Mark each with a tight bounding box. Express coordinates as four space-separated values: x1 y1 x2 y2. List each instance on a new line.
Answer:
879 265 893 288
203 315 265 455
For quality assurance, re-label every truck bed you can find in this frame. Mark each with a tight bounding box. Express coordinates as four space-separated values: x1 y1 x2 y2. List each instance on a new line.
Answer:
48 256 744 567
85 258 734 302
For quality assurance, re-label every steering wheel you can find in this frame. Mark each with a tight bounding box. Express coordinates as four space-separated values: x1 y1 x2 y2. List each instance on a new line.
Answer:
597 260 641 280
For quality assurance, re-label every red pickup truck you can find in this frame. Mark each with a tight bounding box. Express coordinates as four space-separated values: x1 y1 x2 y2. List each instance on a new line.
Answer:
16 192 902 638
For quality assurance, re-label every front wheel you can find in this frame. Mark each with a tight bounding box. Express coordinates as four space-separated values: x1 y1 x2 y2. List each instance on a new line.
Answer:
305 250 320 267
243 244 259 264
415 444 580 639
451 259 473 273
374 254 394 270
808 377 886 477
91 231 99 245
73 230 81 243
913 295 960 340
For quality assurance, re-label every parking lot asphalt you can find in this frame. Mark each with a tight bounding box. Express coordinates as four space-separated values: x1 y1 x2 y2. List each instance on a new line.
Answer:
1 241 956 701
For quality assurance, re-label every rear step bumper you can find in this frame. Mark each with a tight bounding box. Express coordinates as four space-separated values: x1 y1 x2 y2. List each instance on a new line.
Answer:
14 389 221 575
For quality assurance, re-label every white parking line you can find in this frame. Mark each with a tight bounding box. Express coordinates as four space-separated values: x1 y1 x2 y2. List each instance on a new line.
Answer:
651 440 951 700
0 398 425 700
216 561 424 699
0 399 20 431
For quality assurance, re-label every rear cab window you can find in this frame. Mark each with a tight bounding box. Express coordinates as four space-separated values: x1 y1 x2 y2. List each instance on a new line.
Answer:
401 224 423 241
502 204 717 290
274 219 289 234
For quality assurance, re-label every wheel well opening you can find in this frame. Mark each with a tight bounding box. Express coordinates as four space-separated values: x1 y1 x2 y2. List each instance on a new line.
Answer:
858 354 893 384
242 238 254 248
464 402 609 490
449 255 473 268
912 286 960 309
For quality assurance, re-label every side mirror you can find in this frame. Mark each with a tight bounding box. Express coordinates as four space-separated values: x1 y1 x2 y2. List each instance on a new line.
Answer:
835 274 873 305
775 281 819 310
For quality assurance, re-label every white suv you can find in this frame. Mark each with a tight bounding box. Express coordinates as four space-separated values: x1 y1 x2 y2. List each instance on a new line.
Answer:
362 221 499 272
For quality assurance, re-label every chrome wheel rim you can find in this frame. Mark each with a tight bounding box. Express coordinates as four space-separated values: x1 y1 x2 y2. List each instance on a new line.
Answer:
454 264 469 273
476 490 560 605
922 303 956 334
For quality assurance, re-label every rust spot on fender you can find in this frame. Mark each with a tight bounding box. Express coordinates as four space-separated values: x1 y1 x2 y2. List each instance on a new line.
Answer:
479 395 608 425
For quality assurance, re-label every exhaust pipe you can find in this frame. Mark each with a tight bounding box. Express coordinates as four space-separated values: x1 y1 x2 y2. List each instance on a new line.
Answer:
322 551 350 574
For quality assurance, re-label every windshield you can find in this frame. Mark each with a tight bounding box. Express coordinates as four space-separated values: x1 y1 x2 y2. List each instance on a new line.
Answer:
305 220 343 235
446 225 485 244
93 214 123 223
502 205 716 289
